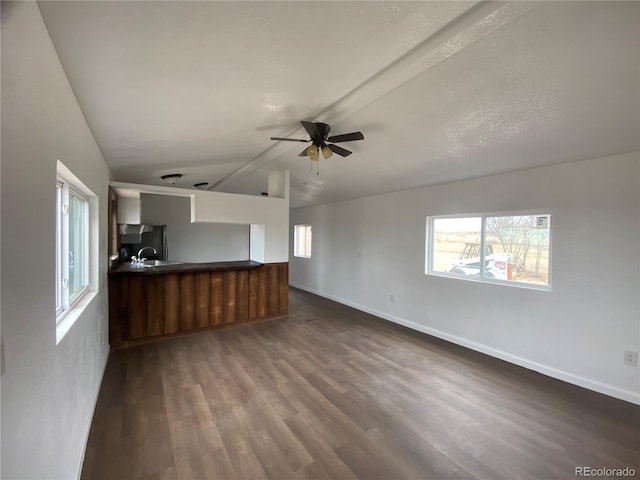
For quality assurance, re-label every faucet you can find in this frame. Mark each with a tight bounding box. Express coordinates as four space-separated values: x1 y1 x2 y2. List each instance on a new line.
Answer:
137 246 157 261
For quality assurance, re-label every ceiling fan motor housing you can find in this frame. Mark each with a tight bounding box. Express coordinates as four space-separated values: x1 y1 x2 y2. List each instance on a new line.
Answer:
314 123 331 143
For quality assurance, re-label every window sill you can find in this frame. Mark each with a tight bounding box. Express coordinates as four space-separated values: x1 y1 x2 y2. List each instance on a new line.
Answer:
56 290 98 345
426 271 551 291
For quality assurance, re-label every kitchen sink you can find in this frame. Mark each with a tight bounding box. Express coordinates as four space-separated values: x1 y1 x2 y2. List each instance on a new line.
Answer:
141 260 184 267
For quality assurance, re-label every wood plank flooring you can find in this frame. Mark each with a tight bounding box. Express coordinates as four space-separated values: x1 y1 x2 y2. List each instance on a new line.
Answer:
82 288 640 479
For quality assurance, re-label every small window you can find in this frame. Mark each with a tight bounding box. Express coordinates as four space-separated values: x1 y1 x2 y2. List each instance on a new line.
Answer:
426 211 551 289
294 225 312 258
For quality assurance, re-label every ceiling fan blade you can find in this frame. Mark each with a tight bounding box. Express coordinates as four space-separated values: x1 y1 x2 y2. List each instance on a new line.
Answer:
270 137 308 143
300 121 323 144
327 132 364 143
298 147 309 157
328 144 352 157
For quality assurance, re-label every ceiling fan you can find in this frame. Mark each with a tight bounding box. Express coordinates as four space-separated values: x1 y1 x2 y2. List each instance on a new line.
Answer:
270 121 364 161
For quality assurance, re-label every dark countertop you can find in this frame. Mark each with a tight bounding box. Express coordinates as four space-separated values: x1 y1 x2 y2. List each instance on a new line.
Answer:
109 260 263 276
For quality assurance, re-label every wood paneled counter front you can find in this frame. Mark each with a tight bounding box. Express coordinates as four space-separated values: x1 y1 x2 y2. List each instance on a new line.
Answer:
108 261 288 349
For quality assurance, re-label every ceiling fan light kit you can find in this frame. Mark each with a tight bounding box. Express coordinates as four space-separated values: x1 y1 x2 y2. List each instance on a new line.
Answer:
270 120 364 174
307 144 319 161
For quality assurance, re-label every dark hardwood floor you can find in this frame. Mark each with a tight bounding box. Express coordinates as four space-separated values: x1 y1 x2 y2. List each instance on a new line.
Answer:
82 287 640 479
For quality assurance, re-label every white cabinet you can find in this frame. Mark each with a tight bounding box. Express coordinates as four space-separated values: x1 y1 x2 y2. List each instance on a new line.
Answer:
117 196 141 224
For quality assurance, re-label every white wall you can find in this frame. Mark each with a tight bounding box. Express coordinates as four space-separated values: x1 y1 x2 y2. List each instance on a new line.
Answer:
140 194 250 263
290 152 640 404
1 2 111 478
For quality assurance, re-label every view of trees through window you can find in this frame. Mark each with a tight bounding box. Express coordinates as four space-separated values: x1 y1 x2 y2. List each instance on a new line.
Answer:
429 213 551 287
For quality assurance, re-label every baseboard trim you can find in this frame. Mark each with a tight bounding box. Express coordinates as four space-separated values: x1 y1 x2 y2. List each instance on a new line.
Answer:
290 283 640 405
74 348 109 480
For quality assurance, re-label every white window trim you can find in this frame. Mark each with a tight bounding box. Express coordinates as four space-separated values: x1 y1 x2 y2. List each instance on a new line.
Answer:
56 160 99 344
425 209 552 291
294 224 312 259
56 182 64 317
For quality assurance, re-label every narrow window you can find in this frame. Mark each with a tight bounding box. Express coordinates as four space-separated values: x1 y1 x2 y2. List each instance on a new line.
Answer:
56 179 89 322
68 188 89 305
294 225 312 258
426 211 551 289
55 160 97 343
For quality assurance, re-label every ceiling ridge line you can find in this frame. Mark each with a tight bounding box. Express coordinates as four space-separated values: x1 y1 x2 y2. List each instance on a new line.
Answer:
209 0 544 190
315 1 544 127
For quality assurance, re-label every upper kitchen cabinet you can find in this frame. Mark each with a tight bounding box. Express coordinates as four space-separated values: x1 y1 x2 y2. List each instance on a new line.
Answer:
117 195 141 224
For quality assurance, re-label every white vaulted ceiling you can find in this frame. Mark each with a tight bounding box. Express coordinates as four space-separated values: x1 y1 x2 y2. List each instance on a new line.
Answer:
38 1 639 208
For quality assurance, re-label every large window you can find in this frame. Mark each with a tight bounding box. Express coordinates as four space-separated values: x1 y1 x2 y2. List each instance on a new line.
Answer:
426 211 551 289
294 225 312 258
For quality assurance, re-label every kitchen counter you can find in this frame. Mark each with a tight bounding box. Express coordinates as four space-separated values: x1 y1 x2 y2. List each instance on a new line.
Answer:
109 259 263 275
109 261 288 349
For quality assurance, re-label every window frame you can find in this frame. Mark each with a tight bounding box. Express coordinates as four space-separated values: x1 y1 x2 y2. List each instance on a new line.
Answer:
56 176 90 323
67 184 90 306
293 224 312 259
426 210 552 291
56 181 64 317
52 159 100 345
